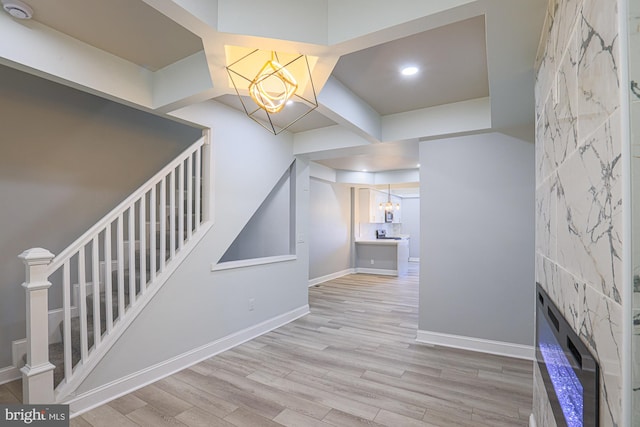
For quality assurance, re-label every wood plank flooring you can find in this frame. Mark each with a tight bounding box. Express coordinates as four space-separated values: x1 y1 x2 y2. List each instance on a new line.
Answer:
2 263 534 426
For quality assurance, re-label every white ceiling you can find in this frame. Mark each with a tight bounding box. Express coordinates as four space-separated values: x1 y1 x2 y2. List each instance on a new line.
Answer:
0 0 546 175
311 140 420 173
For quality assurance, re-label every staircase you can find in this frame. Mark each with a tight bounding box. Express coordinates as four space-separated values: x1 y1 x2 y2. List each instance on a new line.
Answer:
49 248 147 389
18 135 212 404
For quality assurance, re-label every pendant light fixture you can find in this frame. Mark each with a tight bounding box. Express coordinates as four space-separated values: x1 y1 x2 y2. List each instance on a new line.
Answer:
226 48 318 135
379 184 400 211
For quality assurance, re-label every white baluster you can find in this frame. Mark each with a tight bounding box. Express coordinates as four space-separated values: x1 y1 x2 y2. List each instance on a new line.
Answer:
128 207 136 306
159 178 166 271
178 161 184 250
78 248 88 360
18 248 55 403
62 260 72 383
201 131 212 223
116 214 125 319
170 169 176 259
187 154 193 239
104 223 113 332
138 197 146 294
149 188 156 282
91 237 101 347
195 146 201 231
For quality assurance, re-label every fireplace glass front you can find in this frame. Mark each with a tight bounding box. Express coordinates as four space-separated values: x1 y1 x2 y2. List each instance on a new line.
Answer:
536 283 599 427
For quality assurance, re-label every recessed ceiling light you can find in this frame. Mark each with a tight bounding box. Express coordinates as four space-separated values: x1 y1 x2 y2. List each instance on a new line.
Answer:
362 169 368 172
417 163 421 167
401 66 419 76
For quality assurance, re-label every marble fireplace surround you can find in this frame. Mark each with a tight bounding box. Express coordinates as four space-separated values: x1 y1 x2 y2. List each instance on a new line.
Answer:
534 0 624 426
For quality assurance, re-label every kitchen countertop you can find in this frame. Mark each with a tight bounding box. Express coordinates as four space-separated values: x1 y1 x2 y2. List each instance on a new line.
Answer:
355 238 409 245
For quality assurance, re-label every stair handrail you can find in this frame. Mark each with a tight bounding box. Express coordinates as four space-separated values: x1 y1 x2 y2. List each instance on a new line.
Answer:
45 136 207 275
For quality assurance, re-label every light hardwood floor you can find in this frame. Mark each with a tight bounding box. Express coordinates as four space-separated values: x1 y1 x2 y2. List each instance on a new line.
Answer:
2 263 533 426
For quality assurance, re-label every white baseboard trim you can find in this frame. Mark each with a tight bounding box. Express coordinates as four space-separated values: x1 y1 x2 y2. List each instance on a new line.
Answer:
308 269 355 287
416 330 534 361
409 257 420 263
0 365 21 385
529 413 536 427
65 304 310 417
355 268 397 276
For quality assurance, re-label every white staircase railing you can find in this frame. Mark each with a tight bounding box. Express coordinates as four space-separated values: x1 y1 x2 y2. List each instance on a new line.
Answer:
19 135 211 403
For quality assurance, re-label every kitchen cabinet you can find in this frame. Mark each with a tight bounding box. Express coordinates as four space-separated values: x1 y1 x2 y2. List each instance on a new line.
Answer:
390 198 401 223
358 188 402 223
358 188 382 223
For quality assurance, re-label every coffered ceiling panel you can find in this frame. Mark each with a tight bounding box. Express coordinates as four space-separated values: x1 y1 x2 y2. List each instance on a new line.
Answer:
25 0 203 70
331 15 488 116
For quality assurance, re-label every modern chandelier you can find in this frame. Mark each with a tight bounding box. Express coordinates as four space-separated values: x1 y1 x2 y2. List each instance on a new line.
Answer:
226 49 318 135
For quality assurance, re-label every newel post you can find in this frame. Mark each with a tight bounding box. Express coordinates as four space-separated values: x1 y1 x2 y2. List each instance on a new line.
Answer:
19 248 55 403
201 128 213 223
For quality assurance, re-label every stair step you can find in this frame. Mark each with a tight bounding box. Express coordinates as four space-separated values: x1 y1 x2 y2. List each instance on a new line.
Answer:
49 283 141 389
66 314 107 357
49 342 68 389
33 186 206 392
44 314 106 388
166 206 196 214
146 216 197 231
21 342 71 389
110 270 142 294
86 290 122 320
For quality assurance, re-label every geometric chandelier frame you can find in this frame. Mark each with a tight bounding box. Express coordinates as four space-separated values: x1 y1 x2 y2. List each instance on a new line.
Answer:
226 49 318 135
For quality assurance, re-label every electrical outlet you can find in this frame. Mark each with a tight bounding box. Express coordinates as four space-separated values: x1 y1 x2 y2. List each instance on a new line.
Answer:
248 298 255 311
370 259 375 265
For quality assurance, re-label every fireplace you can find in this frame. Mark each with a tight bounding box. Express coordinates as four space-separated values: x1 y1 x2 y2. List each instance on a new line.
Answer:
536 283 599 427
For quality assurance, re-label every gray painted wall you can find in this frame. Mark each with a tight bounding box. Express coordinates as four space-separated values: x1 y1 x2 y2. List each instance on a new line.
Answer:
419 133 534 346
76 100 310 393
400 197 420 259
0 65 200 368
308 178 352 280
220 166 293 262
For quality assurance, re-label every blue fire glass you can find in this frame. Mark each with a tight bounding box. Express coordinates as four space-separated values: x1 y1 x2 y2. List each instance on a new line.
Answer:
539 315 583 427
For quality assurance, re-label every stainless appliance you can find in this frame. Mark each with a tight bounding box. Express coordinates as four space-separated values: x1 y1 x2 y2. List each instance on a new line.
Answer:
376 230 401 240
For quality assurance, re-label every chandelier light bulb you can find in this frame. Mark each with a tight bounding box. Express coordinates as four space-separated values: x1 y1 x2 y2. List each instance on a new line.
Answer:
248 56 298 114
379 184 399 212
